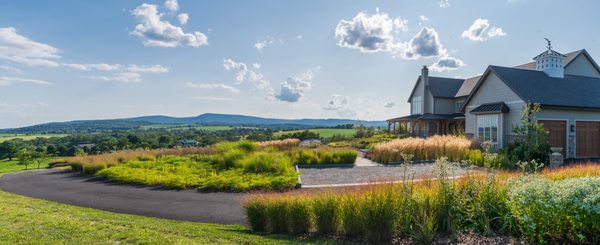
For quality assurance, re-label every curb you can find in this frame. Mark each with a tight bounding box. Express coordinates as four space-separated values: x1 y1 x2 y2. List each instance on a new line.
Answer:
296 163 355 168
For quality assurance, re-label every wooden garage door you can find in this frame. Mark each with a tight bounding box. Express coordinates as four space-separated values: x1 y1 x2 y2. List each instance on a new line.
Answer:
539 120 566 156
576 121 600 158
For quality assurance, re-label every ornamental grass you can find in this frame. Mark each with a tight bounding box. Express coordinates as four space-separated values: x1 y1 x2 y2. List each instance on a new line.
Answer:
371 135 473 163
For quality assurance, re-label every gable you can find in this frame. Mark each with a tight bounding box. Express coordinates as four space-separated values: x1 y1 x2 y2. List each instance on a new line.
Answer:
565 52 600 78
465 70 523 108
407 76 423 103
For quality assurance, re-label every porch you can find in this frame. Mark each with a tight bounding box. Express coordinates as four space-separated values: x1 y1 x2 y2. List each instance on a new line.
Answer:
387 113 465 138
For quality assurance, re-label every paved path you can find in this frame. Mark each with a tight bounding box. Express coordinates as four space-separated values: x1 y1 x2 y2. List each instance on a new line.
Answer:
0 169 247 225
299 163 472 187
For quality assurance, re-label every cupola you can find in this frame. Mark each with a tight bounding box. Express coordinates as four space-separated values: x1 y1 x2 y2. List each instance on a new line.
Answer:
533 38 566 78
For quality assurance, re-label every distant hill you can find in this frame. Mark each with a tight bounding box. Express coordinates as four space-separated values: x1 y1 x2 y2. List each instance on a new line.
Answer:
3 113 387 134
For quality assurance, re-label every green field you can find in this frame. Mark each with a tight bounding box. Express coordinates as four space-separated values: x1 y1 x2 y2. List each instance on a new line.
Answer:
0 133 68 143
275 128 356 139
0 158 59 173
140 124 235 131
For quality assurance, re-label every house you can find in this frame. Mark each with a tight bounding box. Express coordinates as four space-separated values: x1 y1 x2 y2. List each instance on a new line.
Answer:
388 42 600 159
177 139 198 147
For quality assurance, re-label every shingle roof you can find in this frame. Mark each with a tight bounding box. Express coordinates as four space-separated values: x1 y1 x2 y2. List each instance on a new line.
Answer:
469 102 510 114
489 65 600 109
455 75 480 97
387 113 465 122
428 76 465 98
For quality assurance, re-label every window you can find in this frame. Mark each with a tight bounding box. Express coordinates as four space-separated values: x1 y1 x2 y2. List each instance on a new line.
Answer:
455 100 464 113
412 96 423 114
477 114 499 143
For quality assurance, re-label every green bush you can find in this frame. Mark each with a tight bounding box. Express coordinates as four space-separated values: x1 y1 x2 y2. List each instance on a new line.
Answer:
362 190 399 243
287 148 358 165
313 195 341 235
508 176 600 243
82 163 107 175
241 152 292 174
266 199 289 234
341 194 365 238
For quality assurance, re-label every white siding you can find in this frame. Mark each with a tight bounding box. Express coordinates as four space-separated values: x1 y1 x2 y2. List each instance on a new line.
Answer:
565 54 600 78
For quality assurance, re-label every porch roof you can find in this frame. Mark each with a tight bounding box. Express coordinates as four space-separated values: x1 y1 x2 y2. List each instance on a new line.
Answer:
469 102 510 114
387 113 465 123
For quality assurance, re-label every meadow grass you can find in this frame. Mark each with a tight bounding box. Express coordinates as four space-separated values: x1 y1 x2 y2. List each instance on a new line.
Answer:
274 129 356 139
0 158 61 173
371 135 473 163
245 161 600 243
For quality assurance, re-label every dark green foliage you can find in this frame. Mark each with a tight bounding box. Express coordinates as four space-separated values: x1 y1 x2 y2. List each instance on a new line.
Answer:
287 199 313 235
287 148 357 165
244 200 269 232
266 200 289 234
313 196 341 234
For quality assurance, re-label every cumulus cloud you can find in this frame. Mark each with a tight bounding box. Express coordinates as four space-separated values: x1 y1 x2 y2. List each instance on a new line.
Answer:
223 59 271 90
384 101 395 108
439 0 450 8
0 76 51 86
400 27 447 59
186 82 240 93
90 72 142 83
323 95 349 110
125 64 169 73
430 56 465 72
461 18 506 41
275 70 314 103
131 3 208 47
63 63 122 71
0 27 60 67
419 15 429 22
335 11 408 53
177 13 189 24
164 0 179 12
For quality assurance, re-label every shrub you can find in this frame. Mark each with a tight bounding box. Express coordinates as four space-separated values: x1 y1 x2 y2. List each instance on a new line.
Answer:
341 194 365 238
508 176 600 243
362 187 399 243
256 139 300 150
287 148 358 165
313 195 341 235
241 152 292 174
245 198 269 232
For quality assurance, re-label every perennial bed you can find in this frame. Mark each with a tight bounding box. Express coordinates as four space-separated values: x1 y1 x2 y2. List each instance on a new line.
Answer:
65 140 357 191
245 161 600 244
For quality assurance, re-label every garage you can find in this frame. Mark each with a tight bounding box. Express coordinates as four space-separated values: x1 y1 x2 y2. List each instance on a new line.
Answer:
576 121 600 158
539 120 567 156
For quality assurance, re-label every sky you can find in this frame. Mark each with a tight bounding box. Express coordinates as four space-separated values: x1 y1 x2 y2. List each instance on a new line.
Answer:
1 0 600 128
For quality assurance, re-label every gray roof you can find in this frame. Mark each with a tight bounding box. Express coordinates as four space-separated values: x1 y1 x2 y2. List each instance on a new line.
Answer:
488 65 600 109
469 102 510 114
388 113 464 122
455 75 480 97
428 76 465 98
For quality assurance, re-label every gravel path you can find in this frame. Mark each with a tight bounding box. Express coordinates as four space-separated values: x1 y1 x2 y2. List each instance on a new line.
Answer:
0 169 247 225
299 162 472 187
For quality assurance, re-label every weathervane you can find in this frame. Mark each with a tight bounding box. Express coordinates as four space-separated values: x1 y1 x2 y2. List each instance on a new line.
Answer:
544 37 552 51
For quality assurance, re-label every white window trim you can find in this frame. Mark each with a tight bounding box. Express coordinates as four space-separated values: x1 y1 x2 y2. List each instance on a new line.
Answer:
477 114 499 144
412 96 423 115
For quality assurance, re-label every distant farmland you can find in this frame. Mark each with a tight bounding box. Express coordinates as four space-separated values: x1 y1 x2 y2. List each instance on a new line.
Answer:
140 124 235 131
0 133 68 143
274 128 355 139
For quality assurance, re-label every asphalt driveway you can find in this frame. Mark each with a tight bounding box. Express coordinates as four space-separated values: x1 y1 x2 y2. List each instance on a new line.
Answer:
0 169 247 225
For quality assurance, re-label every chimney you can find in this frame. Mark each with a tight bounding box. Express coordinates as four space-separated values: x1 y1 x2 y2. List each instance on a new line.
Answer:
421 65 429 86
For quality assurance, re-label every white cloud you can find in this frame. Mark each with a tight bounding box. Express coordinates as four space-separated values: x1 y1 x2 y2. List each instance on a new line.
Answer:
461 18 506 41
399 27 447 59
254 36 281 50
419 15 429 22
63 63 122 71
430 56 465 72
164 0 179 12
439 0 450 8
0 27 60 67
223 58 271 90
0 76 51 86
0 65 22 74
90 72 142 83
275 70 314 103
177 13 189 24
131 3 208 47
125 64 169 73
384 102 395 108
186 82 240 93
323 95 349 110
190 96 237 102
335 11 408 53
296 35 303 40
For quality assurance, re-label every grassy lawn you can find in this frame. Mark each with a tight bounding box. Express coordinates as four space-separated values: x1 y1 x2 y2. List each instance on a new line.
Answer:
140 124 235 131
0 181 332 244
0 158 59 173
275 129 356 139
0 133 68 142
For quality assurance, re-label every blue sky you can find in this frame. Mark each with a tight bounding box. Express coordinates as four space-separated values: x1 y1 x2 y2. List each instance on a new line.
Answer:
1 0 599 128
